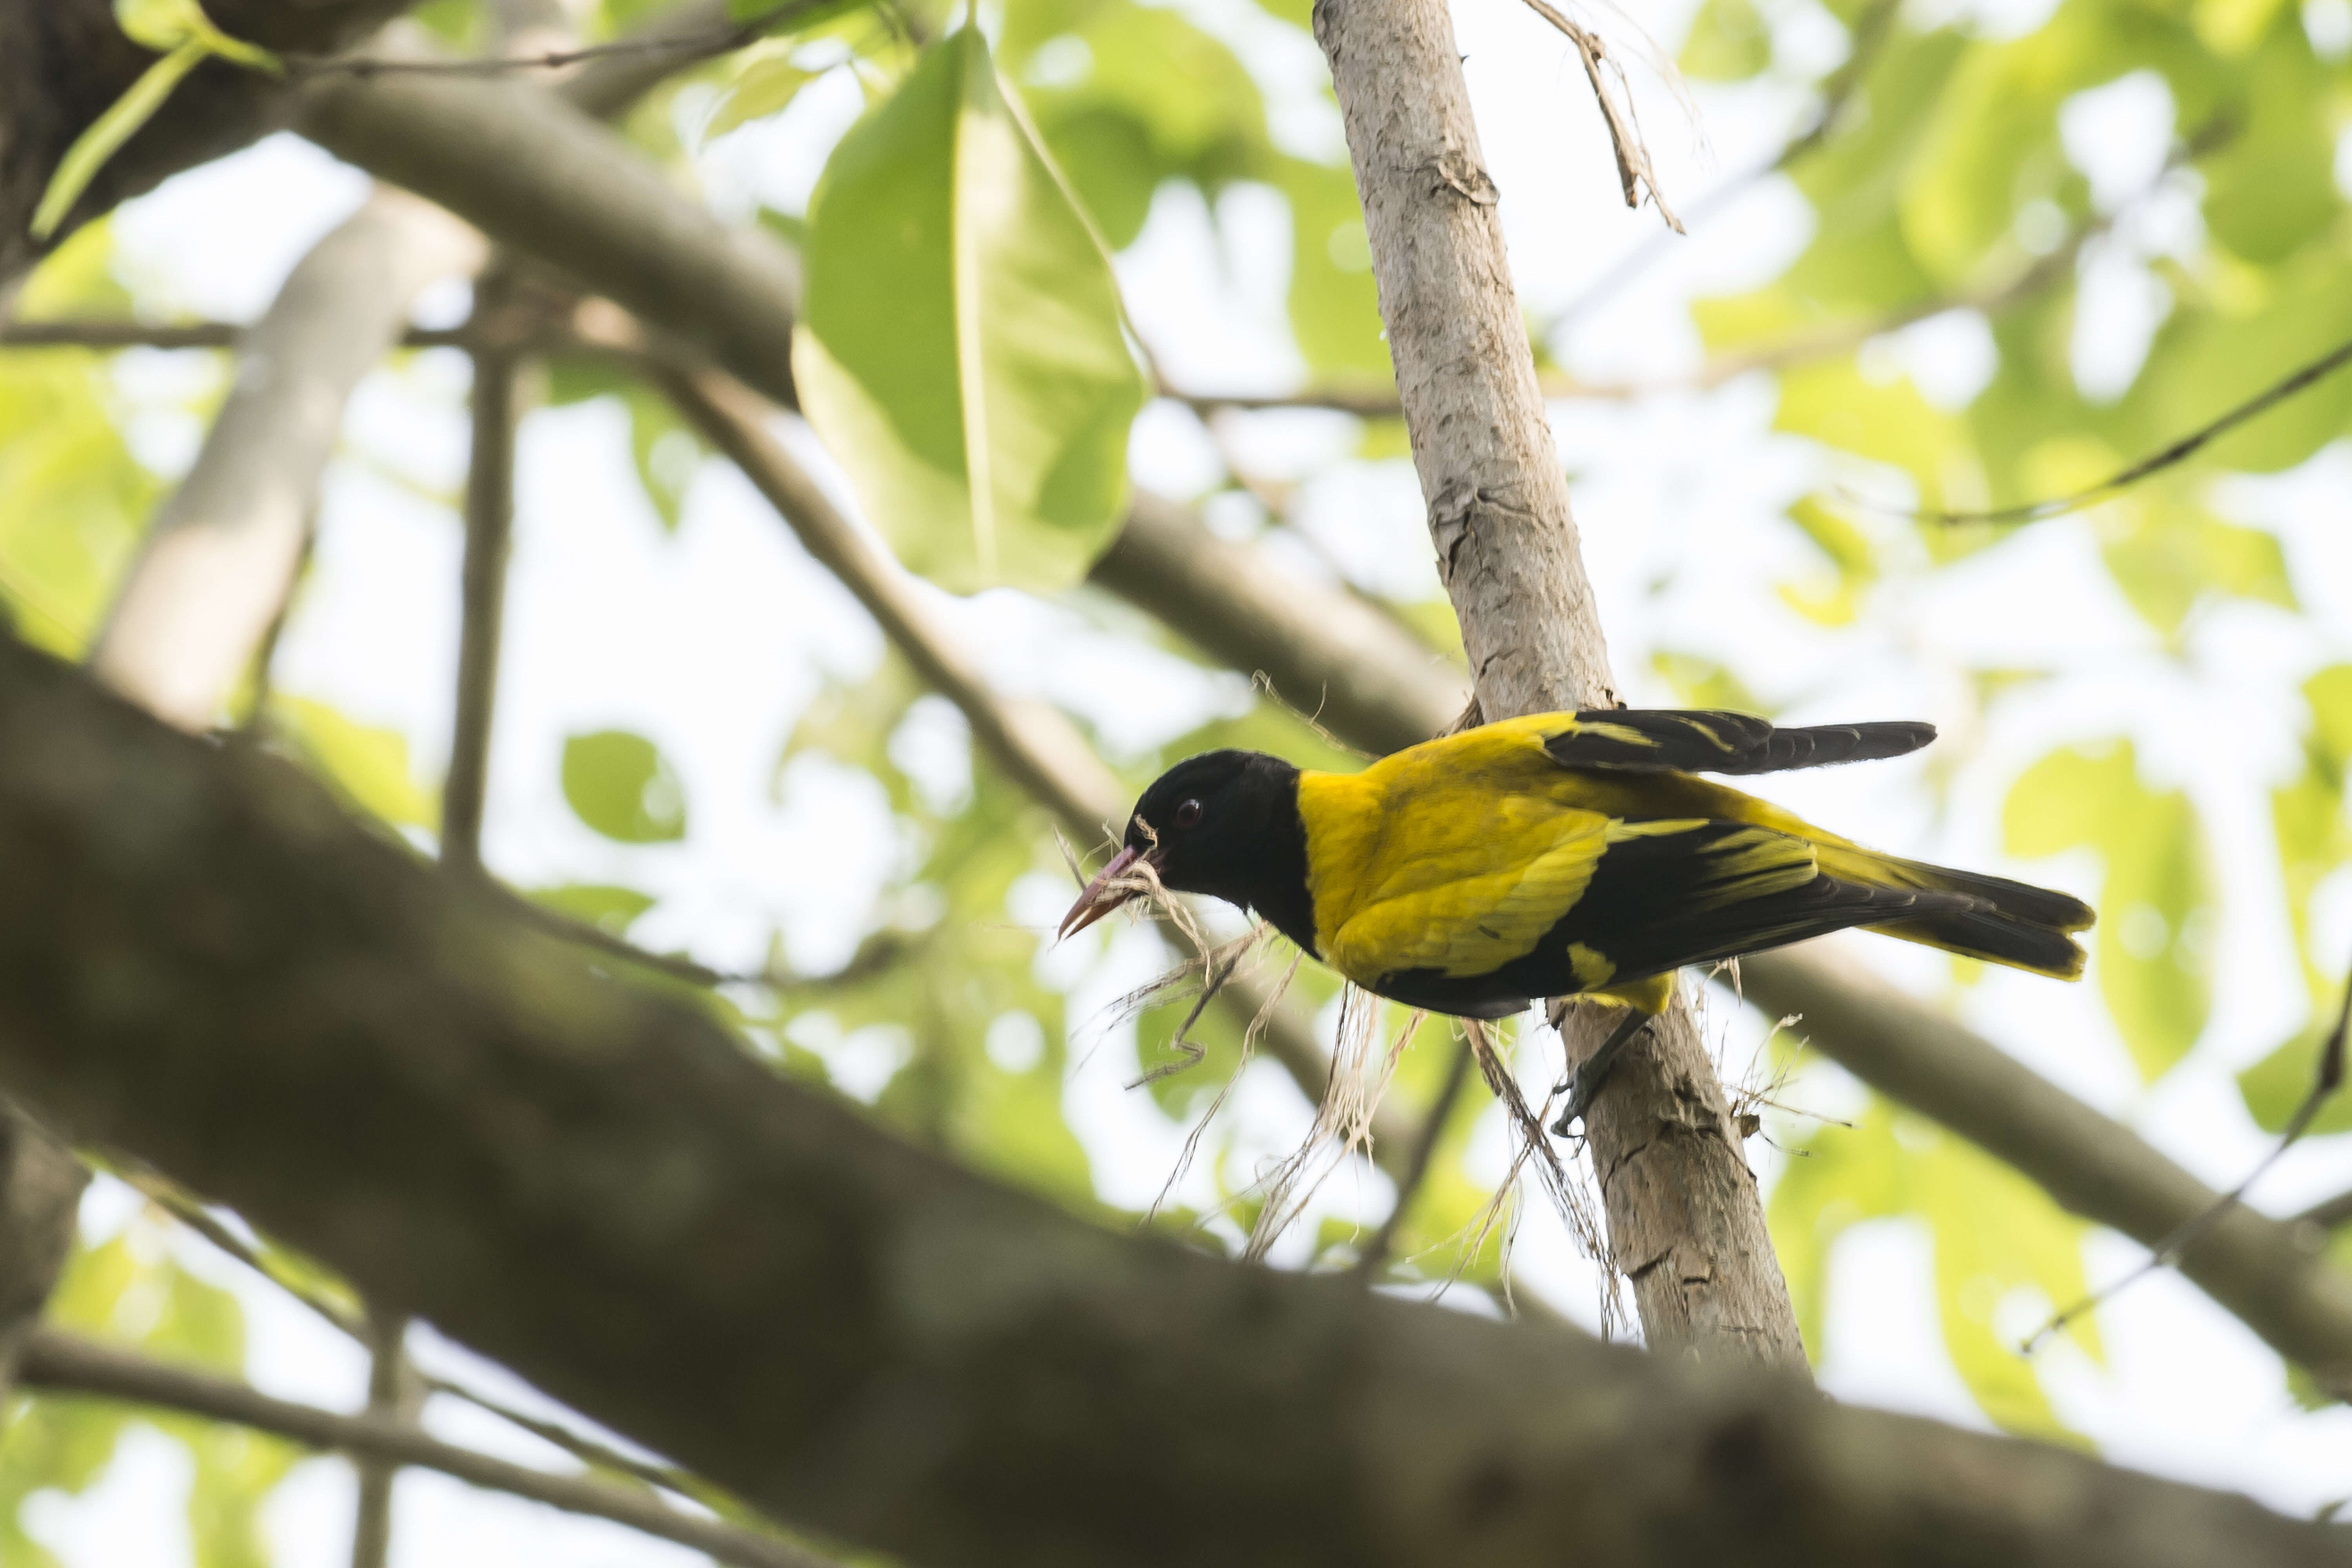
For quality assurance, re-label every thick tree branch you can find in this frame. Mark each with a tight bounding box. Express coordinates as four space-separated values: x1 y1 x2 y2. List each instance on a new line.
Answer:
1735 946 2352 1385
1313 0 1806 1366
0 1111 89 1403
86 186 486 726
295 65 802 410
17 1330 836 1568
0 0 419 286
0 633 2341 1566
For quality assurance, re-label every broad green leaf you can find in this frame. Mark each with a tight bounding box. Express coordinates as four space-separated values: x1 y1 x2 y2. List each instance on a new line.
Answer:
1777 494 1880 626
563 730 688 843
1680 0 1771 81
2095 488 2296 637
2003 741 2213 1079
532 883 659 936
1650 650 1772 715
2308 664 2352 771
2238 668 2352 1133
1010 0 1272 246
707 44 815 137
0 234 161 658
795 26 1147 592
1278 156 1392 382
271 697 439 830
2239 1014 2352 1134
1770 1096 2092 1438
2197 29 2333 262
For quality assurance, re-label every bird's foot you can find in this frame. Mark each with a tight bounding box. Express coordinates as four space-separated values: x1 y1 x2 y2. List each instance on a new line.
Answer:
1548 1010 1654 1136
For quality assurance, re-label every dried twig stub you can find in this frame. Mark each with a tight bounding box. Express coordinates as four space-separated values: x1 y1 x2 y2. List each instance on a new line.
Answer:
1519 0 1685 233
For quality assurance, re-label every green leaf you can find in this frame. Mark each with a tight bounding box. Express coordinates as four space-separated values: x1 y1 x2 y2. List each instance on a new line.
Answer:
2096 488 2296 637
1649 650 1772 715
270 697 439 830
115 0 281 69
31 41 209 241
2307 664 2352 771
1769 1096 2092 1439
707 44 815 138
562 730 689 843
1681 0 1772 81
1277 156 1392 382
531 883 659 936
2003 741 2214 1080
795 25 1147 592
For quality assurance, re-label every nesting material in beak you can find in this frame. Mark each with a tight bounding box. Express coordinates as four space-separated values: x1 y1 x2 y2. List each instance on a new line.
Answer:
1059 845 1155 938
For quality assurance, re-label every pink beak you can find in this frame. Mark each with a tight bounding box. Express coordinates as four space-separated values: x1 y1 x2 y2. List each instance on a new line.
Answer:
1058 845 1155 938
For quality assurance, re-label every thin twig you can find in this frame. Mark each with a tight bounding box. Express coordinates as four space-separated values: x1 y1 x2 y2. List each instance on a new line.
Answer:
280 0 831 81
2024 953 2352 1357
441 273 528 877
116 1162 704 1496
1884 330 2352 528
1545 0 1899 330
18 1332 835 1568
1351 1031 1475 1279
1517 0 1683 232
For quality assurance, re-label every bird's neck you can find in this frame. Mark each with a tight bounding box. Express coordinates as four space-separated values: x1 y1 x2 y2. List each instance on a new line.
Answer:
1245 783 1318 959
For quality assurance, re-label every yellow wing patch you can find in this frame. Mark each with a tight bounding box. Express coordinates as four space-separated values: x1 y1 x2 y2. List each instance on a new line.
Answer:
1323 820 1612 982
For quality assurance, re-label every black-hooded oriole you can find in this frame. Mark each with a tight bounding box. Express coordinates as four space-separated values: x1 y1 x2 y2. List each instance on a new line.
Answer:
1059 708 2093 1129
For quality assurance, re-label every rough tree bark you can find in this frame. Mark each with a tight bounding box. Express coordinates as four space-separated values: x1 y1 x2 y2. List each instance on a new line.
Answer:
0 631 2340 1568
1313 0 1805 1365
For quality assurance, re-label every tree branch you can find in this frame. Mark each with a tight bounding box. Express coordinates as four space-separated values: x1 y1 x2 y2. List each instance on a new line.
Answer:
85 186 487 727
646 355 1419 1162
442 272 530 876
1735 946 2352 1384
0 0 420 285
0 1111 89 1403
1312 0 1806 1367
100 0 2343 1383
0 633 2342 1564
1081 409 2352 1382
16 1330 837 1568
294 61 804 411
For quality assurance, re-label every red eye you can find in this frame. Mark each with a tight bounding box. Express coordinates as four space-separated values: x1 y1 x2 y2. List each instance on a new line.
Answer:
1173 798 1203 829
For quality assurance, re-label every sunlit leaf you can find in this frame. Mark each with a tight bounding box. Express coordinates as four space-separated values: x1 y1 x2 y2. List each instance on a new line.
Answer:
271 697 439 831
795 25 1147 592
531 883 659 936
563 730 689 843
2003 741 2212 1080
707 44 815 138
1680 0 1771 81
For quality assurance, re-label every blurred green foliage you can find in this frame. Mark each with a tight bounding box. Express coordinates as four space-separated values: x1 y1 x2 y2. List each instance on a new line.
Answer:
10 0 2352 1532
563 729 690 844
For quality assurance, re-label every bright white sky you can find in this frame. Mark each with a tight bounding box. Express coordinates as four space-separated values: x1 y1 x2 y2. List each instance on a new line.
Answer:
23 0 2352 1557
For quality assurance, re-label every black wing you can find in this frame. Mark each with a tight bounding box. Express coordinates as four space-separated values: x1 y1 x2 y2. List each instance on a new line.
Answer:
1367 820 1978 1020
1542 709 1936 776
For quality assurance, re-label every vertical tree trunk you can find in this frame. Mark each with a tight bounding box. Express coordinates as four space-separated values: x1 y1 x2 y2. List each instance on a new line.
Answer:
1313 0 1807 1367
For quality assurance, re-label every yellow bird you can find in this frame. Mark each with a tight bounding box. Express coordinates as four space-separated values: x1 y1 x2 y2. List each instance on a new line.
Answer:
1059 709 2093 1130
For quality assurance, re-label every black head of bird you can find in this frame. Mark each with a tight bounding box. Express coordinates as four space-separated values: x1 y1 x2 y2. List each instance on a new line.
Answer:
1057 748 1307 941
